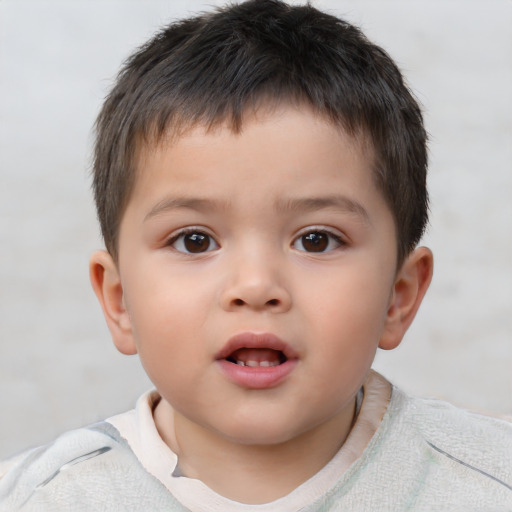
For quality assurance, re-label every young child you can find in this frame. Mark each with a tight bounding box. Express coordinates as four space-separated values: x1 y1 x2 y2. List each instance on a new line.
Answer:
1 0 510 509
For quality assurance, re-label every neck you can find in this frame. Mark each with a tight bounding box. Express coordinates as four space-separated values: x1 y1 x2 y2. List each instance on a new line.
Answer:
154 399 356 504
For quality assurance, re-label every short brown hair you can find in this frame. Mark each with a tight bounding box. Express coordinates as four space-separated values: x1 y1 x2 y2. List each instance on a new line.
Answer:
93 0 428 266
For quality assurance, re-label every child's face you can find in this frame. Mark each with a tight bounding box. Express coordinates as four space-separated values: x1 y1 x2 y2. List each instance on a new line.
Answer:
112 106 400 445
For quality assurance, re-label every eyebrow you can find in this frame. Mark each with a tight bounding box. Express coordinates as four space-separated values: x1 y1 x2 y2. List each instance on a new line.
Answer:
144 194 370 223
276 195 370 223
144 197 229 221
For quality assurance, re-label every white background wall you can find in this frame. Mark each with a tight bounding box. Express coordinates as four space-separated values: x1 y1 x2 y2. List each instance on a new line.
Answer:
0 0 511 460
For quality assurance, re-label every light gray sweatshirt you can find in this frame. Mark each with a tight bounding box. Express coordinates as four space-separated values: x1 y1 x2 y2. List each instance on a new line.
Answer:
1 383 511 511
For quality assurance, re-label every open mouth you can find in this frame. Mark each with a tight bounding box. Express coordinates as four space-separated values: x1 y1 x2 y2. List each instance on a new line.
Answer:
225 348 288 368
216 333 297 388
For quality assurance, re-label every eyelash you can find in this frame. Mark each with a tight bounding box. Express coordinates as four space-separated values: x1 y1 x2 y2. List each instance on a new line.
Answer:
166 228 219 254
292 228 346 253
166 227 347 255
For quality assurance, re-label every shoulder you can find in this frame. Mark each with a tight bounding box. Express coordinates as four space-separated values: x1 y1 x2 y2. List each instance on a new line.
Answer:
375 383 512 509
0 423 182 511
396 387 512 466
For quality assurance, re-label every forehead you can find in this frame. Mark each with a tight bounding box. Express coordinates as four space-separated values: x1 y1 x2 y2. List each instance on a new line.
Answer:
133 105 376 192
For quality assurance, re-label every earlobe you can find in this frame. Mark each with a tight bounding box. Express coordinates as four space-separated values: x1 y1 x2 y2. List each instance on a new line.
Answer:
379 246 433 350
89 250 138 355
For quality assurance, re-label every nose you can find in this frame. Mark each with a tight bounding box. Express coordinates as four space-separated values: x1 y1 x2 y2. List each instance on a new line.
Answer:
220 254 292 313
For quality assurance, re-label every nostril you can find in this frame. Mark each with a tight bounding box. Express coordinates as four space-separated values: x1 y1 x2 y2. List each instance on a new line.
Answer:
231 298 279 307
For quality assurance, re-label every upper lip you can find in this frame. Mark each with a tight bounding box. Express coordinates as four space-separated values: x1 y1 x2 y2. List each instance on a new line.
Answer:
215 332 298 361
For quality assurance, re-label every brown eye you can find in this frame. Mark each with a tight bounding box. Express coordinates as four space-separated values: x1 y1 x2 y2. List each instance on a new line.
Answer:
171 231 219 253
293 230 343 253
301 232 328 252
184 233 210 252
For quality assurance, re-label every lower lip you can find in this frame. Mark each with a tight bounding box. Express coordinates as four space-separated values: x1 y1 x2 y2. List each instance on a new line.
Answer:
216 359 298 389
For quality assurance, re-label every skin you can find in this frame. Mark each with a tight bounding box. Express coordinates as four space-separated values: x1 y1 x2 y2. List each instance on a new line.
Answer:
90 105 433 504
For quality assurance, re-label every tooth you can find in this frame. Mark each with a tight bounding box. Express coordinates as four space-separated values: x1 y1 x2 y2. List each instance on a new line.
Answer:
236 361 245 366
246 360 258 367
259 361 270 367
269 361 279 367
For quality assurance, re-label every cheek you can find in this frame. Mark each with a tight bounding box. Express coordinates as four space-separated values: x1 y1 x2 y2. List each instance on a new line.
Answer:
126 262 207 327
123 274 209 374
303 267 392 337
297 266 392 393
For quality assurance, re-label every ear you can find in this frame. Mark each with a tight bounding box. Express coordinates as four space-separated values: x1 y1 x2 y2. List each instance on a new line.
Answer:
89 250 138 355
379 246 433 350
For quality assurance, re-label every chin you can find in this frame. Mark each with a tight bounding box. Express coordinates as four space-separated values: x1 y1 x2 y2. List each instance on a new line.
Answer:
214 418 305 447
